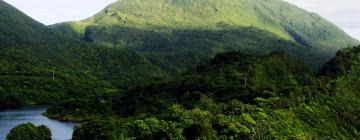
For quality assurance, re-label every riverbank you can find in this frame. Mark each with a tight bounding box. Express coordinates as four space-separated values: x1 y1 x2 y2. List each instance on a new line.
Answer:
0 106 76 140
44 112 96 122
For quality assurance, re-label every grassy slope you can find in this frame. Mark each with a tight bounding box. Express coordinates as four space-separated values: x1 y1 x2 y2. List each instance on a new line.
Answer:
56 0 357 44
51 0 359 69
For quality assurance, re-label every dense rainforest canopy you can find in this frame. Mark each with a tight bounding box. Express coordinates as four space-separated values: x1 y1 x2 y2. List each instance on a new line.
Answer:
47 46 360 139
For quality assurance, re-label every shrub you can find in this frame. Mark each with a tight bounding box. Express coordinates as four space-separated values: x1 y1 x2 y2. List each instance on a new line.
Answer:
6 123 51 140
72 120 116 140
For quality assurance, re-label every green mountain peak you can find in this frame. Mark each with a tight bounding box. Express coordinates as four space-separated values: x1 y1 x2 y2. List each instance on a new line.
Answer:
55 0 358 48
51 0 359 69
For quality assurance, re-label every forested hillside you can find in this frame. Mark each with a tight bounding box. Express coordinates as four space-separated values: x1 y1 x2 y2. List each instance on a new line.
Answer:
47 46 360 139
0 1 167 108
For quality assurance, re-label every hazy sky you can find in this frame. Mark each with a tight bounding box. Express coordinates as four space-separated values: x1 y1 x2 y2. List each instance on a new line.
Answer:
3 0 360 40
283 0 360 40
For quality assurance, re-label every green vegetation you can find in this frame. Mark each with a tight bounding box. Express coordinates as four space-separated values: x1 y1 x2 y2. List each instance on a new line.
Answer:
6 123 51 140
54 0 358 46
2 0 360 139
52 0 358 68
47 51 314 117
0 0 344 109
0 0 168 108
45 46 360 139
1 0 358 109
72 120 117 140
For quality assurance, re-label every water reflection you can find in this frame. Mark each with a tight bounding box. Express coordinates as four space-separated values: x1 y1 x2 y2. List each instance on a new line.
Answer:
0 106 76 140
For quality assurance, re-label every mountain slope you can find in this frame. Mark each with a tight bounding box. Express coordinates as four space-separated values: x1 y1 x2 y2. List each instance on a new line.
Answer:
52 0 358 68
0 0 47 46
0 1 98 108
319 46 360 95
0 1 168 108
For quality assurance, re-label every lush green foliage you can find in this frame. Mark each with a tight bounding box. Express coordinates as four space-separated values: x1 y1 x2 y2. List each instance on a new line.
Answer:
72 120 117 140
1 0 358 109
47 51 314 116
2 0 360 139
6 123 51 140
45 46 360 139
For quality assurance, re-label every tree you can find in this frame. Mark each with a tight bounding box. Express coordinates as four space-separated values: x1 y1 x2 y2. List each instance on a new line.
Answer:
6 123 51 140
72 120 116 140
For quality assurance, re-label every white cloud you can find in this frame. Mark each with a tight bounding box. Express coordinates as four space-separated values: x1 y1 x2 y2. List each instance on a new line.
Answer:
3 0 116 25
283 0 360 40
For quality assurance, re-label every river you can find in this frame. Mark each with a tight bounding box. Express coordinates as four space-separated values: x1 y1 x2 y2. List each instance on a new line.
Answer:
0 106 76 140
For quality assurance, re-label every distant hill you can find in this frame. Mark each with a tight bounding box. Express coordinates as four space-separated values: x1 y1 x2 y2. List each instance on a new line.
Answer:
52 0 359 68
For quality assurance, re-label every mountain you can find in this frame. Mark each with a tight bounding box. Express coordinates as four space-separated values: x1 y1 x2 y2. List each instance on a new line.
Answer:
0 0 51 46
0 0 167 108
0 0 93 108
51 0 359 68
3 0 360 139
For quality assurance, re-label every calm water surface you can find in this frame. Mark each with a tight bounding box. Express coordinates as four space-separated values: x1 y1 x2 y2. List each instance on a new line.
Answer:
0 106 76 140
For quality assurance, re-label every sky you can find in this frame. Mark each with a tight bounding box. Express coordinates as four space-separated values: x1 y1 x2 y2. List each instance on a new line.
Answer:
3 0 116 24
283 0 360 40
3 0 360 40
